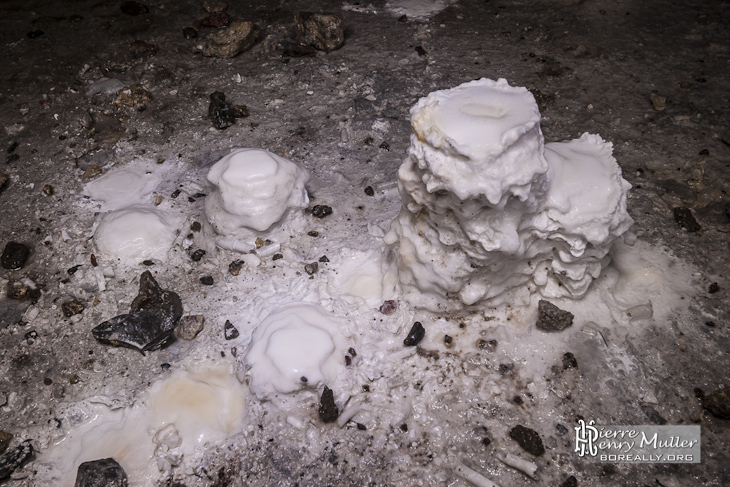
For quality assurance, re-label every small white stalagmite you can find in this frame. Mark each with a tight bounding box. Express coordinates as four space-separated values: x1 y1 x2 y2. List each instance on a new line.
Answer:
385 78 633 311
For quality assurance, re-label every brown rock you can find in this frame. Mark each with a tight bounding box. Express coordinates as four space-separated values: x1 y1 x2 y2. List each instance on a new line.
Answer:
62 299 85 318
198 21 259 59
294 12 346 52
176 315 204 340
114 83 153 109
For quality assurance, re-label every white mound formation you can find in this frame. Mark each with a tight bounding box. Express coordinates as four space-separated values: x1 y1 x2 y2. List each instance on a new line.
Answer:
204 148 309 249
385 78 633 310
244 304 349 398
94 207 177 264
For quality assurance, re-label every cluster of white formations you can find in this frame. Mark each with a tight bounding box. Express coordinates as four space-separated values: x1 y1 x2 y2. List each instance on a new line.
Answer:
244 304 350 398
204 148 310 250
385 78 634 311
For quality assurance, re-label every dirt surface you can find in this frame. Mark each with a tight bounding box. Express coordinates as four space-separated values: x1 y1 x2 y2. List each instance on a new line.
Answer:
0 0 729 486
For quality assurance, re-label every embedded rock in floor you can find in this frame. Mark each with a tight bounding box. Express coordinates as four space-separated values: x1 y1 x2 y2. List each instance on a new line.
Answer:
0 440 33 481
536 300 574 332
509 425 545 456
74 458 128 487
1 242 30 270
92 308 177 353
294 12 346 52
130 271 183 323
197 21 258 58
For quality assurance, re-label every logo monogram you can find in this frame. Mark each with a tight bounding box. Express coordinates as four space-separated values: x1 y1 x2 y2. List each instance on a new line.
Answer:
575 419 599 457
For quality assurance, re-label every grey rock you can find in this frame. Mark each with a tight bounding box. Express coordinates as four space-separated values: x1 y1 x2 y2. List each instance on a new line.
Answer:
294 12 345 52
176 315 204 340
130 271 183 324
92 308 176 353
86 78 125 96
197 21 258 59
509 425 545 456
224 319 239 340
536 300 573 331
74 458 128 487
1 242 30 270
0 440 33 481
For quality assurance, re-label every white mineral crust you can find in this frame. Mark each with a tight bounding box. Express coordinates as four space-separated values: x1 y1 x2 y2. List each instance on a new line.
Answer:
385 78 633 310
204 148 309 249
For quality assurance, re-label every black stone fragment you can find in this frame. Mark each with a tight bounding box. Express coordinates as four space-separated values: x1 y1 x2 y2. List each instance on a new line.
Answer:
67 265 82 275
397 14 408 22
702 387 730 419
311 205 332 218
272 253 283 261
0 440 33 481
708 282 719 294
403 321 425 347
190 221 202 232
183 27 198 39
93 308 176 353
673 206 701 232
200 276 214 285
304 262 318 275
130 271 183 323
7 142 17 153
379 141 390 151
318 385 339 422
555 423 568 436
208 91 236 130
561 475 578 487
75 457 128 487
509 425 545 456
229 260 244 276
562 352 578 370
318 255 329 263
415 45 427 56
481 437 491 447
224 320 239 340
536 300 574 332
0 172 8 193
364 186 374 196
190 249 206 262
477 339 497 352
171 189 181 198
1 242 31 270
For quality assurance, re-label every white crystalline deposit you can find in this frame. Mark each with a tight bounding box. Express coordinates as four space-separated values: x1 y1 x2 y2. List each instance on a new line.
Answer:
245 304 349 398
385 78 633 311
94 207 178 264
204 148 309 249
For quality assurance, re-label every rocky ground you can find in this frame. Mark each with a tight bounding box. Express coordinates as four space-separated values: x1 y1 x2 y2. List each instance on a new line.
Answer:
0 0 729 486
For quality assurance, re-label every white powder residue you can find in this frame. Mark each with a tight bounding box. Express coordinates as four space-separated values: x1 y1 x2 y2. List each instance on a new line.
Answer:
84 160 165 211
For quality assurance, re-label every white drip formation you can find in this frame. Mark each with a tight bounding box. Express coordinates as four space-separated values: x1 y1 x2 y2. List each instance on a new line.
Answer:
385 78 634 311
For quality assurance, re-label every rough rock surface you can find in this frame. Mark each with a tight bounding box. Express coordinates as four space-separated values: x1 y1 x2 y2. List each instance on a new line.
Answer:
197 21 258 58
294 12 346 52
74 458 128 487
536 300 574 332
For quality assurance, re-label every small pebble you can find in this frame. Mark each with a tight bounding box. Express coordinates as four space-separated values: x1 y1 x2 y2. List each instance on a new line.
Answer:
379 300 397 315
42 184 54 196
318 385 339 422
708 282 719 293
304 262 319 275
318 255 329 263
536 300 574 332
364 186 374 196
203 0 227 13
294 12 346 52
311 205 333 218
308 230 319 237
74 458 127 487
509 424 545 456
6 154 19 164
272 253 283 261
650 92 667 111
673 206 701 232
229 260 244 275
477 339 497 352
379 141 390 151
1 242 31 270
200 276 214 285
183 26 198 39
190 249 206 262
62 299 85 318
443 334 453 348
176 315 204 340
404 321 425 347
561 476 578 487
562 352 578 369
224 320 239 340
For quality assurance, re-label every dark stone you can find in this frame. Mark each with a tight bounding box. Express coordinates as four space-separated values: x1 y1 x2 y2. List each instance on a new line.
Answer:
702 387 730 419
561 475 578 487
171 189 181 198
379 300 397 315
272 253 283 261
640 404 667 424
6 281 40 303
1 242 31 270
7 142 17 153
311 205 333 218
699 148 709 155
304 262 318 275
190 249 206 262
536 300 574 332
0 440 33 481
294 12 346 52
229 260 244 276
708 282 719 293
120 1 148 15
200 276 214 285
130 271 183 324
0 431 11 455
74 458 128 487
318 255 329 263
416 346 439 360
673 207 701 232
398 14 408 22
364 186 374 196
0 172 8 193
308 230 319 237
443 335 453 347
379 141 390 151
190 221 202 232
201 12 230 28
562 352 578 369
209 92 236 130
67 265 82 275
403 321 425 347
183 27 198 39
415 46 427 56
509 425 545 456
477 339 497 352
62 299 85 318
27 30 44 38
318 386 339 422
555 423 568 436
481 437 491 447
357 423 366 430
277 40 317 58
92 308 176 353
224 320 239 340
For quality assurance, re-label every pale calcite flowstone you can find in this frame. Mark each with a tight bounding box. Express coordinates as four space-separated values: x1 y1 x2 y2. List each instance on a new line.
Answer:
94 207 178 264
204 148 309 250
385 78 633 311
